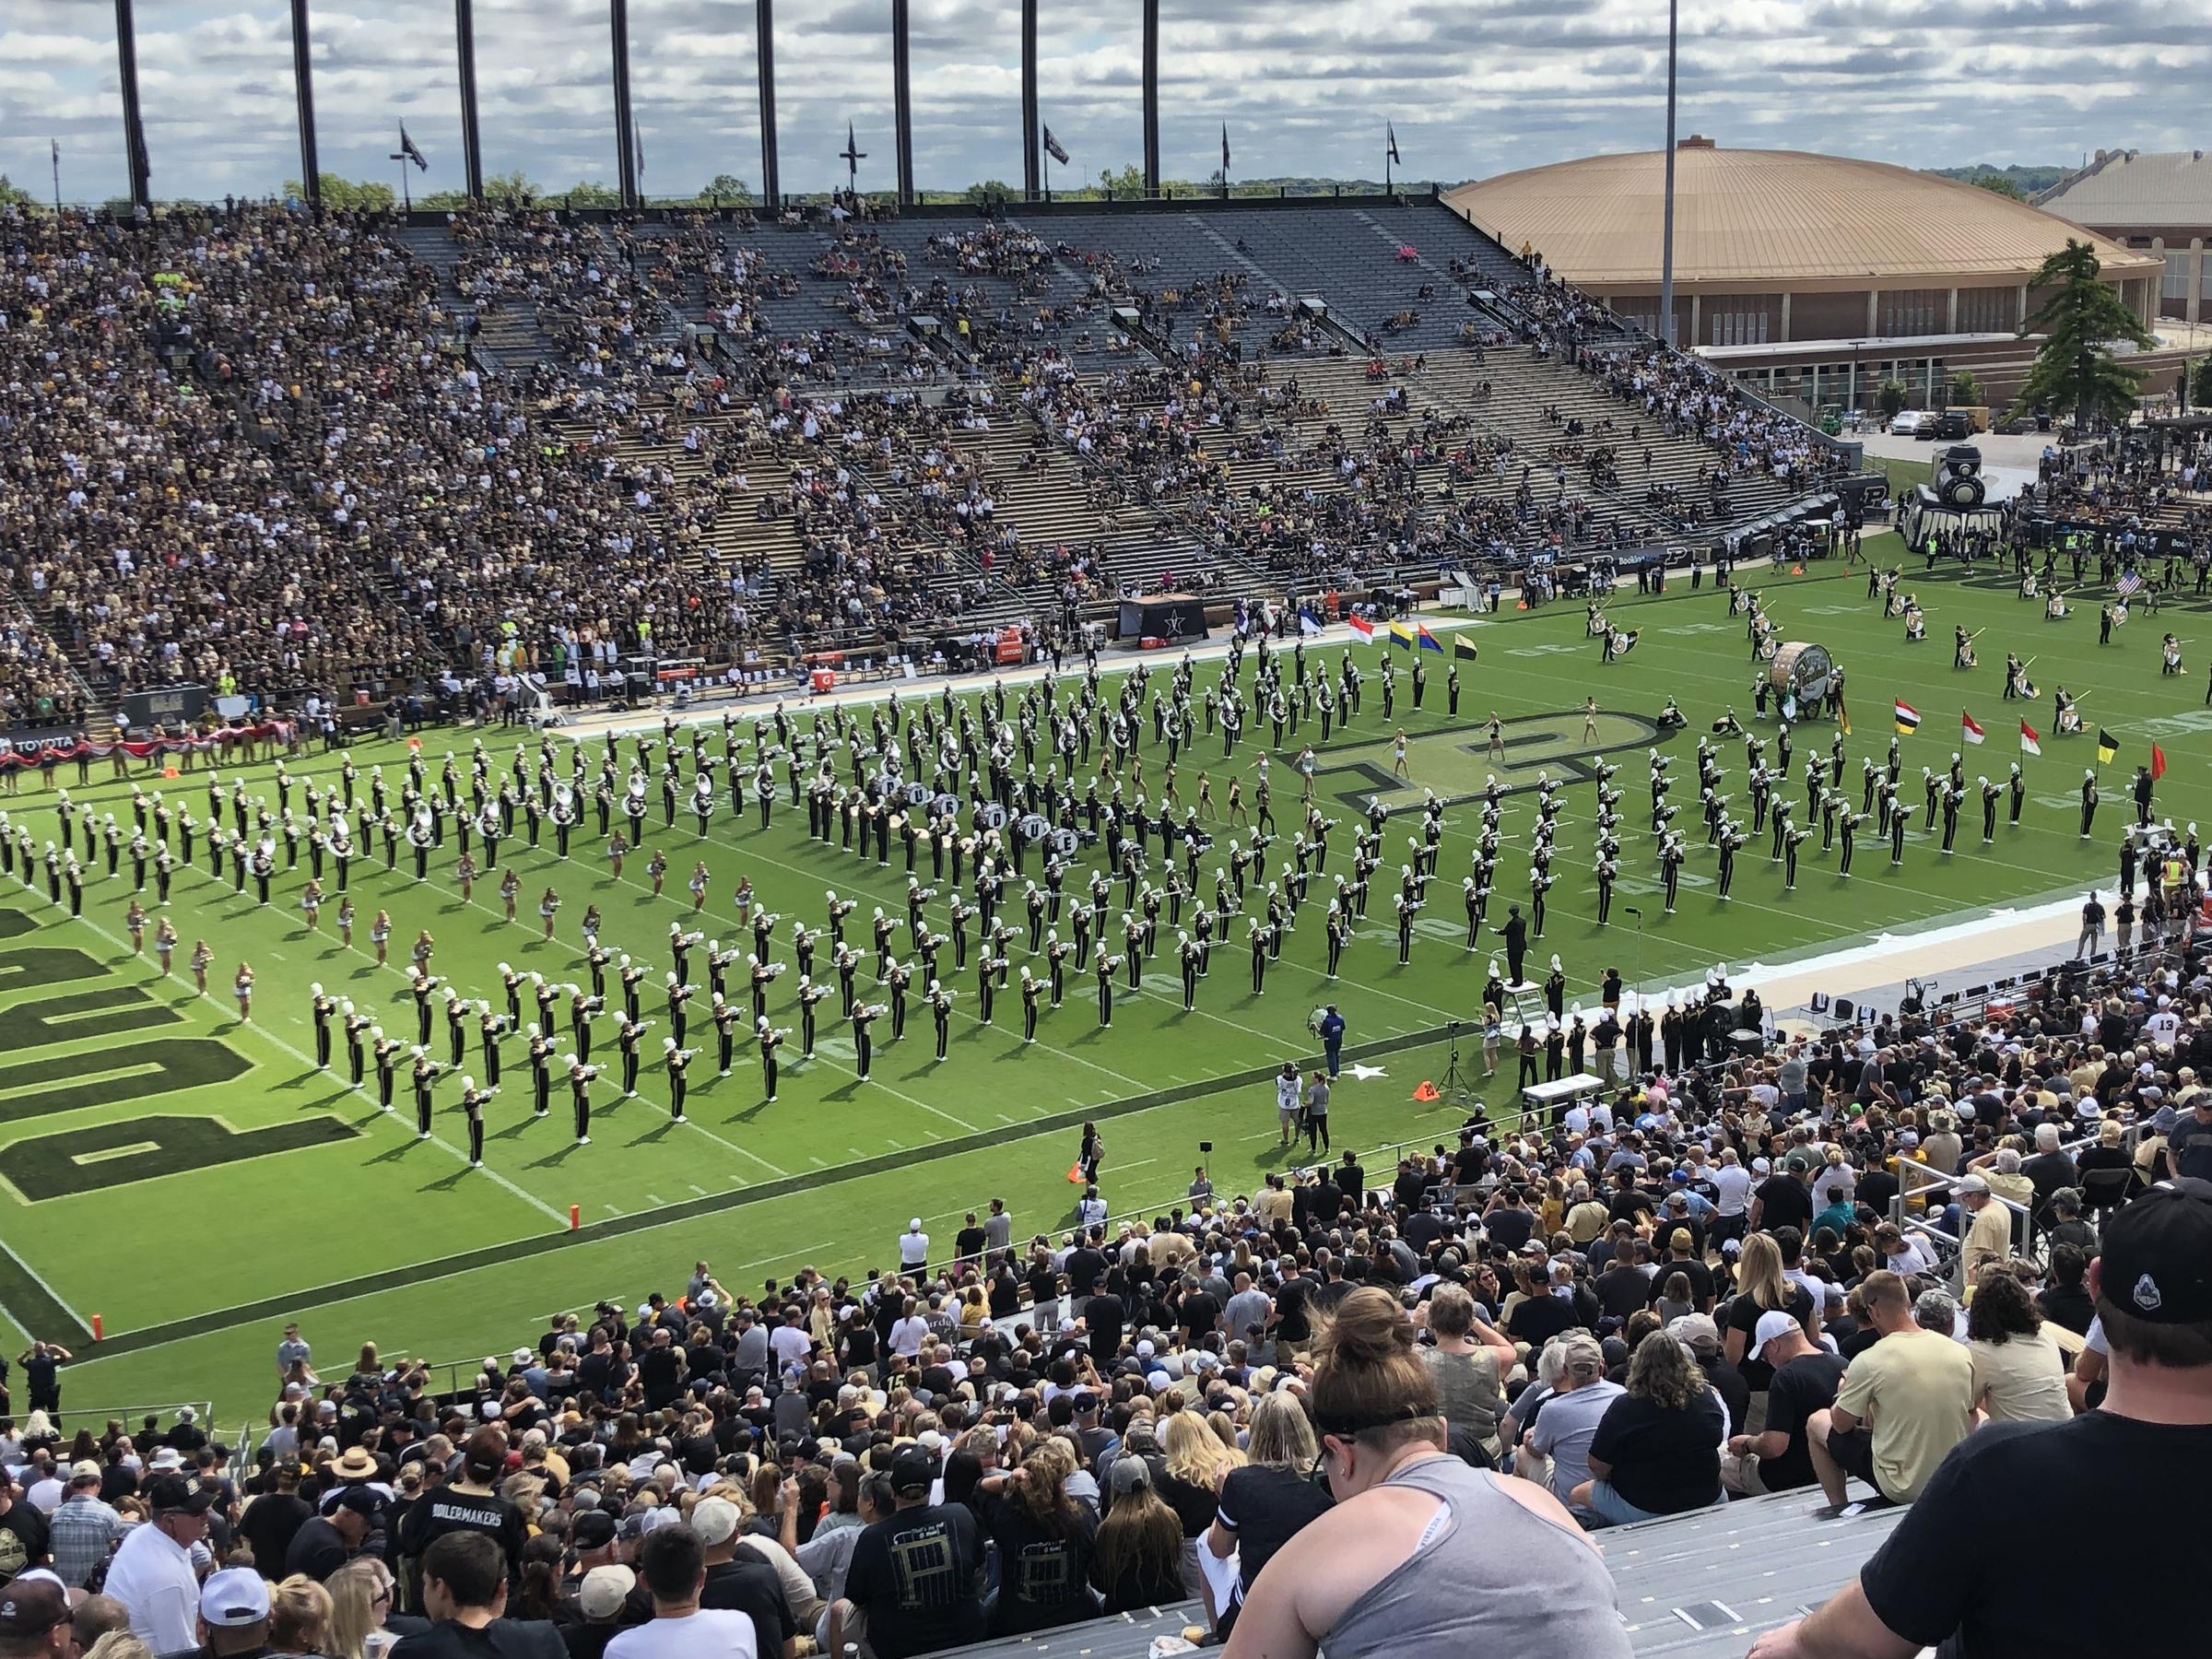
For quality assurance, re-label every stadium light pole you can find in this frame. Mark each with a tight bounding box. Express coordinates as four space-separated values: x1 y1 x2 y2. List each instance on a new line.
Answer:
454 0 485 200
1658 0 1678 347
113 0 151 210
610 0 640 208
1141 0 1160 197
757 0 781 208
1020 0 1041 200
891 0 915 206
288 0 321 210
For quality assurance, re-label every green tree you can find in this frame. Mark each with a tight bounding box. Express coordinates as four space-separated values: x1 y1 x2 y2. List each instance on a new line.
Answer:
417 169 545 211
1095 163 1145 198
1970 173 2024 200
282 174 396 212
698 173 752 205
1946 370 1983 406
1877 379 1909 419
961 179 1017 206
2012 238 2157 428
555 179 623 208
2191 356 2212 409
0 174 34 207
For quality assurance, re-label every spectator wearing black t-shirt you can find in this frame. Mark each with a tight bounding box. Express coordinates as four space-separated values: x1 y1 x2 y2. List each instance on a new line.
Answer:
392 1531 566 1659
693 1496 797 1659
974 1444 1100 1636
236 1467 313 1580
1748 1156 1815 1235
1578 1328 1726 1524
1206 1393 1331 1637
1594 1243 1656 1323
835 1446 985 1659
1723 1314 1843 1495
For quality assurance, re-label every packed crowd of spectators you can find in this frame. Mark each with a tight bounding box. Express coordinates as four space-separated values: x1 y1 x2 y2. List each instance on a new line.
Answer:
1 194 1840 729
1579 347 1846 507
2 942 2206 1657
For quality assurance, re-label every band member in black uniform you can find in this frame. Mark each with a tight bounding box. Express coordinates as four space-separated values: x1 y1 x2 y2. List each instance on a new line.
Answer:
311 986 335 1068
529 1027 554 1114
1047 934 1071 1006
1020 967 1043 1041
758 1017 785 1100
1940 785 1961 853
373 1032 400 1111
1783 824 1809 888
927 980 955 1058
460 1079 490 1167
617 1014 648 1096
569 1059 598 1143
850 1002 878 1079
1889 795 1908 865
711 996 741 1076
1715 826 1741 899
2080 770 2099 839
411 1051 442 1139
344 1005 370 1087
1981 778 2001 843
664 1041 696 1121
445 993 470 1068
1096 948 1122 1026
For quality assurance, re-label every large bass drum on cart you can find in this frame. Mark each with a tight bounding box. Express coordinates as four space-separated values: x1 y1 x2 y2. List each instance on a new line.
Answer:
1767 641 1836 706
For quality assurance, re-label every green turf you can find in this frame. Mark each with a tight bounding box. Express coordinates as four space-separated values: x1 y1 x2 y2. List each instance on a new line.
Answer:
7 530 2208 1421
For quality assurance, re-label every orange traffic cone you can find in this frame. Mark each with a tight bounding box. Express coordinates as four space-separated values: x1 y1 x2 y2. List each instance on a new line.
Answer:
1790 563 1806 576
1413 1080 1441 1103
1065 1162 1086 1183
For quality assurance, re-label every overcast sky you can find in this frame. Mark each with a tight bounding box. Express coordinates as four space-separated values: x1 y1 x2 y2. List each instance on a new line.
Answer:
2 0 2204 206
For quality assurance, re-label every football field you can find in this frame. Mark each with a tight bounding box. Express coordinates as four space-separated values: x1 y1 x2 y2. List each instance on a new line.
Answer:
7 534 2208 1421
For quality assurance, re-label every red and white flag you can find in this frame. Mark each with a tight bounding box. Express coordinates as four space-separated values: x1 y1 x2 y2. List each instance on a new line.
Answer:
2019 719 2041 757
1346 615 1374 640
1961 711 1985 746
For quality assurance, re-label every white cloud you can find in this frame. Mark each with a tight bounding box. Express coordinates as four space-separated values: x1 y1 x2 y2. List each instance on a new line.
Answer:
0 0 2202 204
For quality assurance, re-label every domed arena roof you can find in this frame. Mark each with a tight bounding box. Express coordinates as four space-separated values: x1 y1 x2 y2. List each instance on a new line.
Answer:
1442 142 2160 289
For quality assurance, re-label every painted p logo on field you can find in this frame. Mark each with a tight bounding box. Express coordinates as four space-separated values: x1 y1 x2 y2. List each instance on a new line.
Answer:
1303 710 1665 815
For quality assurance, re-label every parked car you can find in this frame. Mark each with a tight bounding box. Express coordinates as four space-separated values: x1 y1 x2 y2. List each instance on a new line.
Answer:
1888 410 1931 437
1931 409 1974 441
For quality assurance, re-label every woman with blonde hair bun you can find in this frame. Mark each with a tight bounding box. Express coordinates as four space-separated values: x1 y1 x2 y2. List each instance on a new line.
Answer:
1219 1287 1629 1659
267 1574 335 1658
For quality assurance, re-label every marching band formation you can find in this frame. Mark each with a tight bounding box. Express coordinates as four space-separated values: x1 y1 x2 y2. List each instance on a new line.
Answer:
3 560 2201 1157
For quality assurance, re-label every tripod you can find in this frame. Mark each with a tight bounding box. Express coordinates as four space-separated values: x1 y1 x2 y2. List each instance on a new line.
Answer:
1437 1031 1482 1127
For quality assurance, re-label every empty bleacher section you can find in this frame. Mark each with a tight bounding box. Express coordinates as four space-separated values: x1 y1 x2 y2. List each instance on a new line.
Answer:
0 194 1849 714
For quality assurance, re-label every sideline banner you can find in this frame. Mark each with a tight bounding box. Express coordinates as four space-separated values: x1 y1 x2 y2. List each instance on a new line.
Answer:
0 720 296 772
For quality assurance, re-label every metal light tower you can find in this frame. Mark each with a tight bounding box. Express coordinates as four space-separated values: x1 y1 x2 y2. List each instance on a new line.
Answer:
1658 0 1679 346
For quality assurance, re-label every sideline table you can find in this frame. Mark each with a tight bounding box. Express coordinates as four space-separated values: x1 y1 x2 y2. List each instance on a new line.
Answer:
1520 1071 1608 1132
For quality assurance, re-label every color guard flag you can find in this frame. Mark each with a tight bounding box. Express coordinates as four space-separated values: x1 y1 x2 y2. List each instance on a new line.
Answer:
1893 700 1921 735
1389 620 1417 651
1417 624 1443 653
1961 711 1985 746
1297 606 1324 637
1346 615 1374 641
1453 635 1479 662
2097 728 2118 764
2018 719 2041 757
2152 742 2168 782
